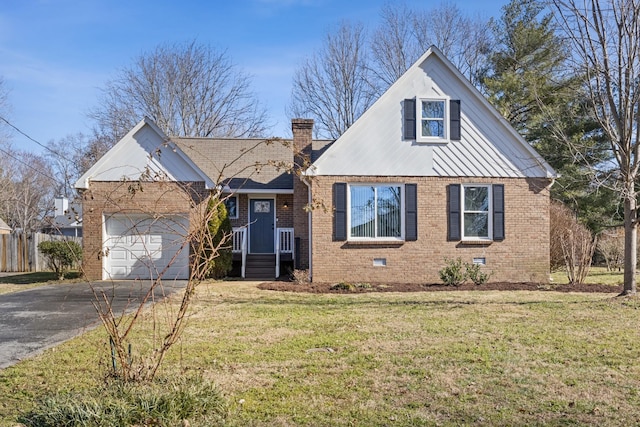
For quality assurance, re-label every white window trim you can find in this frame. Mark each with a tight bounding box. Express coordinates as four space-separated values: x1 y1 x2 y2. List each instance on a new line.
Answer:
224 195 239 219
347 183 405 242
461 184 493 241
417 97 450 143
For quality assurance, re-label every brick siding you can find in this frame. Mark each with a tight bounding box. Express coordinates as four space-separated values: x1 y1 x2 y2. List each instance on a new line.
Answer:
310 176 552 284
292 119 313 269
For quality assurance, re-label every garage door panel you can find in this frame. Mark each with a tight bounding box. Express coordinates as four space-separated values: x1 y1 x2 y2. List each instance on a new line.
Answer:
104 214 189 280
110 250 127 260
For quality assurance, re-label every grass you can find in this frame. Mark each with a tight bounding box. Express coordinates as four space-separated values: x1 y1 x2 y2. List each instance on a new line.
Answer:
550 266 624 285
1 280 640 426
0 271 83 295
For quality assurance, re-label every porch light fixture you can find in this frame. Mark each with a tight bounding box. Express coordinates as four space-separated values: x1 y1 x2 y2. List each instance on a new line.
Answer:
282 201 289 209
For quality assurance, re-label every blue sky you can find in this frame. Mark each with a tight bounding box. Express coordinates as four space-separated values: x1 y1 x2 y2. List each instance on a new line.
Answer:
0 0 506 154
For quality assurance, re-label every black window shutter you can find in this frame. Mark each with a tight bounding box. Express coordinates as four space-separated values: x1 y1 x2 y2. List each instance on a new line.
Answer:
403 99 416 140
493 184 505 241
405 183 417 241
334 183 347 241
448 184 461 241
450 99 461 141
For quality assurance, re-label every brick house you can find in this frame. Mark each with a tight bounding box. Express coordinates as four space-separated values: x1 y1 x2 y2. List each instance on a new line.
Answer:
75 46 556 283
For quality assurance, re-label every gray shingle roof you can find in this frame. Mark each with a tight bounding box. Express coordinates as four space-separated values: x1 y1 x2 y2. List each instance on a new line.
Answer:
172 137 333 191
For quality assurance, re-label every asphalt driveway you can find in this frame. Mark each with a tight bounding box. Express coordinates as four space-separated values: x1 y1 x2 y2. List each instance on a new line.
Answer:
0 279 186 369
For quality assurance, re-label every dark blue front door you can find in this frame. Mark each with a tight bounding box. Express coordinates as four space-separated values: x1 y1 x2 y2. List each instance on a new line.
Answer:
250 199 275 253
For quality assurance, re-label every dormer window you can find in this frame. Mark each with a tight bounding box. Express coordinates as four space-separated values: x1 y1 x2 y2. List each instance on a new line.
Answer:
420 99 447 140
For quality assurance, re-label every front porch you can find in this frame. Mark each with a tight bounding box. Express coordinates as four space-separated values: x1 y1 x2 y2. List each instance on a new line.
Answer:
232 227 295 279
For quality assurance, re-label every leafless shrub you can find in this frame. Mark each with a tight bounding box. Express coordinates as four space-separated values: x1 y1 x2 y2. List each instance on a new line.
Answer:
550 201 596 285
289 269 310 285
91 187 230 382
597 228 624 272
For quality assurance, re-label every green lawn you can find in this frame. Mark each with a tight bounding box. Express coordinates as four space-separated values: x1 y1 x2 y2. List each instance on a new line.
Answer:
550 266 624 285
1 280 639 426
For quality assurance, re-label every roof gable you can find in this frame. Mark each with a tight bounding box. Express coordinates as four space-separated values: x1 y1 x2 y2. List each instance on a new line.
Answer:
74 118 214 189
311 46 557 179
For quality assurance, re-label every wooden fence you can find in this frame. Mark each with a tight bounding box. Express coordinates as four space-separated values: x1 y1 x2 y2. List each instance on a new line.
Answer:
0 232 82 273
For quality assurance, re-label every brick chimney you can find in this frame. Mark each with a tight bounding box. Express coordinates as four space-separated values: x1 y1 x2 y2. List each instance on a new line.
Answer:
292 118 313 270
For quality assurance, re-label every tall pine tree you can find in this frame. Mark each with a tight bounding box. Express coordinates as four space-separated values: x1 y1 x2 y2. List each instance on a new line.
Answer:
482 0 615 231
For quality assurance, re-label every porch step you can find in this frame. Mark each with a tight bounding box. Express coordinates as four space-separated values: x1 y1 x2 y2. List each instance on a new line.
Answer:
245 254 276 280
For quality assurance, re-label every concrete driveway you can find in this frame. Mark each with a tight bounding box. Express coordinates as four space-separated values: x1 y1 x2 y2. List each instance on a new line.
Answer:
0 280 186 369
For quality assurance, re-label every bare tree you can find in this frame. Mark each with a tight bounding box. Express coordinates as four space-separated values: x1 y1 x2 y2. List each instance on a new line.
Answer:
369 2 493 91
551 0 640 295
289 21 377 139
0 151 55 232
370 3 423 89
412 2 494 86
0 77 10 141
0 147 16 222
45 133 91 199
90 40 270 140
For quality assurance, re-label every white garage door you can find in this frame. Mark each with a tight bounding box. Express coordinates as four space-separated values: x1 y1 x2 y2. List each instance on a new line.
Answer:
104 214 189 280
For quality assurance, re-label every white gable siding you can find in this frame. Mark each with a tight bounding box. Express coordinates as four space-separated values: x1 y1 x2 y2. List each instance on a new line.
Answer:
75 119 213 189
310 48 556 179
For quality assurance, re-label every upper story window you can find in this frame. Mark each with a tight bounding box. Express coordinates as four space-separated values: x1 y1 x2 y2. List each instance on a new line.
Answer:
462 185 491 240
349 184 403 240
420 100 446 139
404 98 461 142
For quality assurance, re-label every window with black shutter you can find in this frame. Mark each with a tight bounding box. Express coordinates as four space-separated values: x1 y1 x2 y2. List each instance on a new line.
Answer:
448 184 461 241
403 99 416 140
449 183 505 241
406 98 461 143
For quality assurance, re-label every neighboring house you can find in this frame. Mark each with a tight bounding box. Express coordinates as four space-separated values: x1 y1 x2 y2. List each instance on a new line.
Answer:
75 46 557 283
0 217 10 235
42 197 83 237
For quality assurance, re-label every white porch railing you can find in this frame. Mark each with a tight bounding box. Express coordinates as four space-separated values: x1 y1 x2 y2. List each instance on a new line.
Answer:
233 227 294 279
275 228 294 278
232 227 247 278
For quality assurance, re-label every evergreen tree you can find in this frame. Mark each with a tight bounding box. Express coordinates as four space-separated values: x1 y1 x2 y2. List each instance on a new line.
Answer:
205 196 233 279
482 0 616 231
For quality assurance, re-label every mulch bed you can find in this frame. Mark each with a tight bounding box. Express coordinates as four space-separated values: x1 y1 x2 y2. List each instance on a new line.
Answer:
258 281 623 294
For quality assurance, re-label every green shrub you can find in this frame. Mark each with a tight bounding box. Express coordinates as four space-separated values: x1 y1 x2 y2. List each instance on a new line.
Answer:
37 240 82 280
439 257 467 286
205 196 233 279
18 376 227 427
466 262 491 285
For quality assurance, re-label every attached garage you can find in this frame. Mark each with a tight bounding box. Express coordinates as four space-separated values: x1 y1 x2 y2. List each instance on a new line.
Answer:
103 214 190 280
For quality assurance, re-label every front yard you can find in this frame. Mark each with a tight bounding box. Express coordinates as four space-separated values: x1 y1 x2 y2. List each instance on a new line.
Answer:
1 280 639 425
